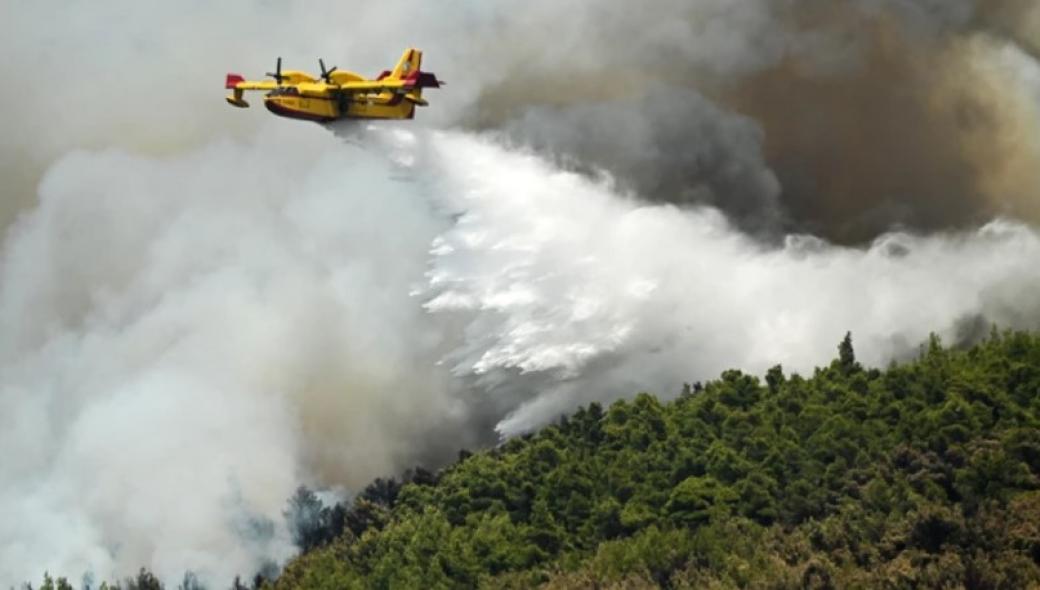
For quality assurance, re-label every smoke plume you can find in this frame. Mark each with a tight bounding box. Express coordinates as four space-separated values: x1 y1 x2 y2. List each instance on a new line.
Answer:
472 0 1040 241
2 0 1040 586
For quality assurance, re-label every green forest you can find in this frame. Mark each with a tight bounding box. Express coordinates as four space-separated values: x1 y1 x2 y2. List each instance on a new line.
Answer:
28 331 1040 589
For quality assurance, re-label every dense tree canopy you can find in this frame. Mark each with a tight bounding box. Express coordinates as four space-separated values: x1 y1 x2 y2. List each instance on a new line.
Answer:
270 331 1040 588
26 331 1040 588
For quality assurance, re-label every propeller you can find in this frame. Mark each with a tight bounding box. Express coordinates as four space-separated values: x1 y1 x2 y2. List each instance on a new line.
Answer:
319 58 337 83
265 57 283 84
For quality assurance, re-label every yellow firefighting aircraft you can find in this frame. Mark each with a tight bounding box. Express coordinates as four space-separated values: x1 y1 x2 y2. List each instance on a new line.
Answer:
225 48 441 122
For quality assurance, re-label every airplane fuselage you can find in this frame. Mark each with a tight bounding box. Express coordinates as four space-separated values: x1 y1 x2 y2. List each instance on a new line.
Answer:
225 49 439 124
262 85 416 123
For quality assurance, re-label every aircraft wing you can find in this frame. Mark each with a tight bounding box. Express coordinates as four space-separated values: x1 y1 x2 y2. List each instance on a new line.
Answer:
225 74 277 107
295 82 339 97
336 73 441 94
226 74 277 91
235 81 279 91
337 80 409 92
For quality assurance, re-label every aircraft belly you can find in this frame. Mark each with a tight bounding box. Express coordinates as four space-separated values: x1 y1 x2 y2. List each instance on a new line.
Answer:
264 96 338 122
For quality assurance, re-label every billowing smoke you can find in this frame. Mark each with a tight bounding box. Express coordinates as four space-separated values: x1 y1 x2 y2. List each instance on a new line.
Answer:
0 127 460 583
3 0 1040 587
472 0 1040 241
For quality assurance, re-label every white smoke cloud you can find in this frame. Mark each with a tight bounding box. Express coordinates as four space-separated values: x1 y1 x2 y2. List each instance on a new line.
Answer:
0 125 462 584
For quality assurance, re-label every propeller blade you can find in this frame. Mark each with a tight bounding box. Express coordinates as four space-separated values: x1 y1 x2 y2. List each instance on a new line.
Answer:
266 57 284 83
318 58 338 82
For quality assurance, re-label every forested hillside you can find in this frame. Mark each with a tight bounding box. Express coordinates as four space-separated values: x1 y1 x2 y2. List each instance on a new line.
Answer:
28 332 1040 589
270 332 1040 589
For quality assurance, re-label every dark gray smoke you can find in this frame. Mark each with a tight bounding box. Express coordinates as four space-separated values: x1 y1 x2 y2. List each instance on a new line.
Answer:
470 0 1040 242
499 88 785 235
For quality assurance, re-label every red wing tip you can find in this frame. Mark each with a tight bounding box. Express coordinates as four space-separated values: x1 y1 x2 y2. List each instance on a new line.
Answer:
225 73 245 89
